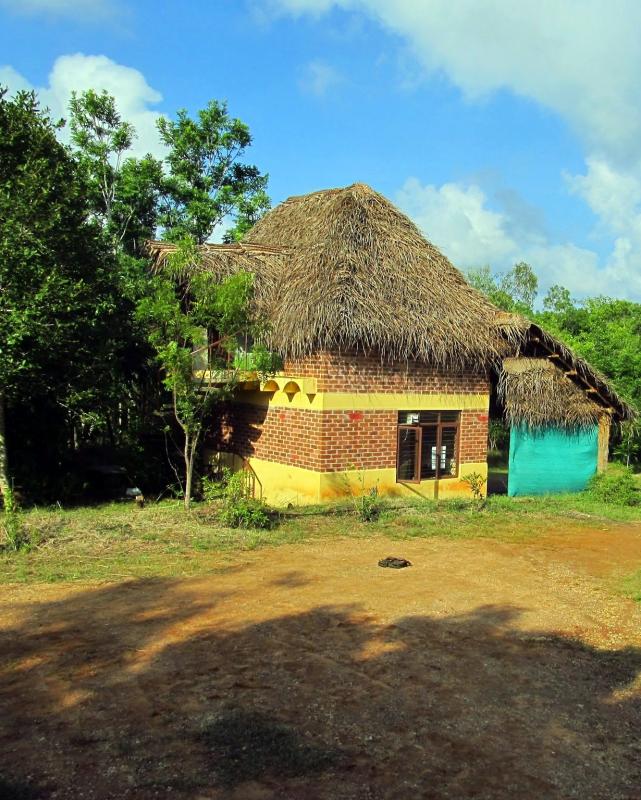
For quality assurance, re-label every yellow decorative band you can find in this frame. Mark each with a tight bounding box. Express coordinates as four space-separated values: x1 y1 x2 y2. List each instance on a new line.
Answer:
238 389 489 412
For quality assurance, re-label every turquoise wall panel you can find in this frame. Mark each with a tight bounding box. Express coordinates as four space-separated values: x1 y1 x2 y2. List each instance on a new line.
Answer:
508 425 598 497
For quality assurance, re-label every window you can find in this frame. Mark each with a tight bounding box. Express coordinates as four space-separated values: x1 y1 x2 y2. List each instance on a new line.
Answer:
396 411 460 483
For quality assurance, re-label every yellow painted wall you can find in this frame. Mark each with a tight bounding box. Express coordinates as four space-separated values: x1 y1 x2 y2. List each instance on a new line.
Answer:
238 388 489 412
208 383 490 506
226 456 488 507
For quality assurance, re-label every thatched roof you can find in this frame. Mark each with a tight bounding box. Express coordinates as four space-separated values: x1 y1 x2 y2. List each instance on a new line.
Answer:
149 183 523 368
147 182 633 423
499 357 606 429
501 324 635 423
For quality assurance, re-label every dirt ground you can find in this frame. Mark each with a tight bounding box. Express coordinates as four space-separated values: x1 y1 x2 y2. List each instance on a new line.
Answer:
1 522 641 800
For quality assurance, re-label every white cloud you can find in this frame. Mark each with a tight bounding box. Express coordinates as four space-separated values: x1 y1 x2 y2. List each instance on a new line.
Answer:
0 54 166 159
566 157 641 239
396 176 641 301
0 0 118 21
397 178 517 266
271 1 641 299
270 0 641 164
0 65 34 95
298 59 342 96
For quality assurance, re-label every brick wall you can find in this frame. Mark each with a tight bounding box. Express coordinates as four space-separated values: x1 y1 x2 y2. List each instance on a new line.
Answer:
284 351 489 395
459 411 489 463
211 351 489 473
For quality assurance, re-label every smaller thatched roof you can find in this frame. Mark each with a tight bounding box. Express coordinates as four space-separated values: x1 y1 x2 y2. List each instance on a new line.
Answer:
499 357 607 429
506 323 635 423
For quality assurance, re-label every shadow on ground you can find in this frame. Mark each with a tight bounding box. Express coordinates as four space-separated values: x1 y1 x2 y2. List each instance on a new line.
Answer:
1 578 640 799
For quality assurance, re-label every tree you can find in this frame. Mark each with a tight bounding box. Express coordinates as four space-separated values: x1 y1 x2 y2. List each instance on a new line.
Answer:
69 89 163 256
542 284 573 314
501 261 538 311
0 88 123 500
157 100 270 244
467 262 538 315
137 100 273 507
137 239 273 509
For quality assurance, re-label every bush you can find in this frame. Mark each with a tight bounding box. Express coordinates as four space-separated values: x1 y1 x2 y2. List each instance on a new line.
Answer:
1 486 30 551
587 464 640 506
220 496 273 529
201 474 223 504
353 487 383 522
461 471 486 501
219 468 274 529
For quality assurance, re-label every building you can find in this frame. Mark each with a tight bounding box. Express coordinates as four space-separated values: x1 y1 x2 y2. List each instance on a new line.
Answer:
149 183 632 504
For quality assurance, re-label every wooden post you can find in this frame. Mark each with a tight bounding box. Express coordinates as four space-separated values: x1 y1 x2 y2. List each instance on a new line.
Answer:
597 413 611 473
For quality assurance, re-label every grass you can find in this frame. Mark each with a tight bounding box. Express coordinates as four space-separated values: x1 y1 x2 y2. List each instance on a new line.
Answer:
620 569 641 602
1 491 641 585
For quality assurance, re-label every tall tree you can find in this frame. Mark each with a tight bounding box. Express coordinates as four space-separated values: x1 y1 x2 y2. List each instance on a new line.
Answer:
69 89 163 255
157 100 270 244
0 88 122 499
137 239 274 509
467 262 538 315
139 100 272 505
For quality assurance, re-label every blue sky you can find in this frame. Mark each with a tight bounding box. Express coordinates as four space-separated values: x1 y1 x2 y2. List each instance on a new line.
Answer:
3 0 641 301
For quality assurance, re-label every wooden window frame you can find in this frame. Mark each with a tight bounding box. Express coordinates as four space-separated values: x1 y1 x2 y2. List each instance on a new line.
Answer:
396 412 461 484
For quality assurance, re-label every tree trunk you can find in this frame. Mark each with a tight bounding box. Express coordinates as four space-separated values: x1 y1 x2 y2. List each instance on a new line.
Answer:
184 435 193 511
183 431 200 511
0 392 9 501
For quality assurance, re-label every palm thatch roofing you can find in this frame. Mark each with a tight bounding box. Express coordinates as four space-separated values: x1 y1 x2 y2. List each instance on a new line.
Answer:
147 182 633 423
149 183 525 369
499 357 607 429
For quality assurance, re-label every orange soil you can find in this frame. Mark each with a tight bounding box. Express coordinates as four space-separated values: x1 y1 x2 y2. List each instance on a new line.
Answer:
1 523 641 799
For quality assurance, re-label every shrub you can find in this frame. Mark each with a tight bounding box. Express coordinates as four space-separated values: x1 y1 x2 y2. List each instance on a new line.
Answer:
220 497 273 529
219 468 274 529
461 471 486 502
1 486 30 552
587 464 640 506
201 475 223 505
353 486 383 522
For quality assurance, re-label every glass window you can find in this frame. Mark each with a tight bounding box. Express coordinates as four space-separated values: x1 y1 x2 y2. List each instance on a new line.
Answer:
420 425 438 479
397 427 420 482
396 411 460 483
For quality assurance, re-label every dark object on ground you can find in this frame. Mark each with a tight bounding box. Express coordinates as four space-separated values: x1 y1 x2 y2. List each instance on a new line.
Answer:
378 556 412 568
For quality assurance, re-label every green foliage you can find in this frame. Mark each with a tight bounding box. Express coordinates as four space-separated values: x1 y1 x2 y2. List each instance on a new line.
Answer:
346 469 384 522
137 234 279 509
233 344 283 375
201 474 223 504
587 464 640 506
466 262 538 315
219 468 273 529
1 485 29 552
157 99 270 244
0 88 117 401
354 486 383 522
461 471 486 501
488 419 509 453
0 87 143 501
69 89 163 255
537 296 641 409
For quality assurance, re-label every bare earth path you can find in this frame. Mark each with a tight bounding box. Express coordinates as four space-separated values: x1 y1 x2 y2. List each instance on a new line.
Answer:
1 522 641 799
